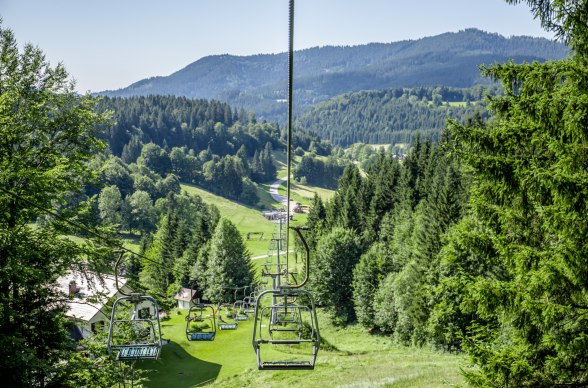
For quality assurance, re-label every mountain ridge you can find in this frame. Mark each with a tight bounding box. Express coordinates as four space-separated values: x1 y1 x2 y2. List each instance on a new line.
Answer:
99 28 568 122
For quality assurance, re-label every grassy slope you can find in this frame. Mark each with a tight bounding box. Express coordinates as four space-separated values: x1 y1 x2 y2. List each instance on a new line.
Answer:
181 183 278 258
180 153 333 258
138 309 466 388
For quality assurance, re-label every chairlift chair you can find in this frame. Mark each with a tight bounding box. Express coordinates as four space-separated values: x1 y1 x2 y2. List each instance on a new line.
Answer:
233 299 249 321
107 251 162 361
252 288 320 370
251 0 321 370
232 286 249 321
217 302 238 330
268 300 304 339
252 227 320 370
243 295 256 314
185 303 216 341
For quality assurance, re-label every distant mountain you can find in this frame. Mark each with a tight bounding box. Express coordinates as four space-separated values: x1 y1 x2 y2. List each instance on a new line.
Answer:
99 29 568 123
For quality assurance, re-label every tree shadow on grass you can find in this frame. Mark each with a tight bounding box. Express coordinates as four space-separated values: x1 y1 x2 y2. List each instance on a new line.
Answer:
137 341 222 387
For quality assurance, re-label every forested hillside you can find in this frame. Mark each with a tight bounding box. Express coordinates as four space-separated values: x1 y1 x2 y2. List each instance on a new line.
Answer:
304 2 588 384
296 85 495 146
100 29 567 122
96 95 280 206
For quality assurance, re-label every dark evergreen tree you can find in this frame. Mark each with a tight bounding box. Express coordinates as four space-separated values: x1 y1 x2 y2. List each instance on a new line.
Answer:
120 135 143 164
140 212 179 298
309 227 362 323
444 3 588 381
306 193 327 250
203 218 253 303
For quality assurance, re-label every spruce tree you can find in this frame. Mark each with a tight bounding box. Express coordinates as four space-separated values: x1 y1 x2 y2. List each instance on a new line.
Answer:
446 3 588 381
203 218 253 303
310 227 362 323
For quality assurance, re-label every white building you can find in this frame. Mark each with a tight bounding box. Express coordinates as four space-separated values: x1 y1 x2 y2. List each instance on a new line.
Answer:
174 287 198 309
55 271 131 339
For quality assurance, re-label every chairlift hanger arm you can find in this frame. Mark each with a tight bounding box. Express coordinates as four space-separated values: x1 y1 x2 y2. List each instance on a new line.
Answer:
282 226 309 289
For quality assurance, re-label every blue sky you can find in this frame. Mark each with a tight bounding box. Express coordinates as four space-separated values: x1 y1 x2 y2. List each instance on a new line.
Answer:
1 0 553 93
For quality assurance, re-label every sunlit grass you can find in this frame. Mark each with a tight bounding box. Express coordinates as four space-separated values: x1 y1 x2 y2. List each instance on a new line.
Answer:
180 183 279 258
138 309 466 388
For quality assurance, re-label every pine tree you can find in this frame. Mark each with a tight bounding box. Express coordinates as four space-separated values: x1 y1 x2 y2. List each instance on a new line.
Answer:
446 5 588 381
367 154 401 238
306 193 327 250
140 212 179 299
309 227 362 323
203 218 253 303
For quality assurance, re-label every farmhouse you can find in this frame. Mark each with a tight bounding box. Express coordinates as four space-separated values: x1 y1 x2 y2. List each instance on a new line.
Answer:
55 271 131 339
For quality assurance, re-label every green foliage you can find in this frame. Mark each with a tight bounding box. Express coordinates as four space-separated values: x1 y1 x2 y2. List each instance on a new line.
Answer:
0 22 116 386
60 332 144 387
141 212 179 296
250 142 277 183
352 242 394 328
293 154 347 189
138 142 171 176
296 86 495 147
309 227 363 322
201 218 253 302
100 156 134 197
309 131 471 349
95 95 279 204
139 192 218 304
446 39 588 384
127 190 157 234
305 193 327 250
98 185 122 226
372 272 398 334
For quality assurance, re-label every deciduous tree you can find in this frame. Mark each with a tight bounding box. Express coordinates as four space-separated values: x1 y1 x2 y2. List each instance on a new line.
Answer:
0 23 112 386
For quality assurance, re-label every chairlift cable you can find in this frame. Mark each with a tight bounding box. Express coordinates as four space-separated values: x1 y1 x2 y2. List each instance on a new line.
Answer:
285 0 294 271
251 0 320 370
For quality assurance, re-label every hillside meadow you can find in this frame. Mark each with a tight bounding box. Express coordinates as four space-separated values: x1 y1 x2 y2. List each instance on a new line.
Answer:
137 309 466 388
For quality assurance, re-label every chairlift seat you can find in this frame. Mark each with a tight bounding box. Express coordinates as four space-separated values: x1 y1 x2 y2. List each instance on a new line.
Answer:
256 338 317 345
116 345 160 360
235 315 248 321
275 316 299 324
219 323 238 330
188 332 216 341
269 326 302 333
259 361 314 370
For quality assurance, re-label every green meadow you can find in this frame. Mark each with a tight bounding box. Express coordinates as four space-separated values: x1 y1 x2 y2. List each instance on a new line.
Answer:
180 174 327 258
137 309 466 387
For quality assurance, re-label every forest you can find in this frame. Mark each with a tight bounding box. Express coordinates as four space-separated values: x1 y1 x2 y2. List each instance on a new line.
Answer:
295 85 496 146
2 0 588 386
